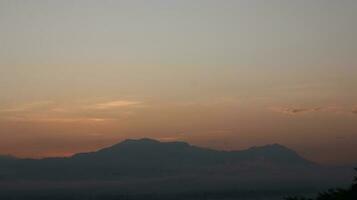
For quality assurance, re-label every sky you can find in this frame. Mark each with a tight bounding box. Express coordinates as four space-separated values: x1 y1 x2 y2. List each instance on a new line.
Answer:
0 0 356 165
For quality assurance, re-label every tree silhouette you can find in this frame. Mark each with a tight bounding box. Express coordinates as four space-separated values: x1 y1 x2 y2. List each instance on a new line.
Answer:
285 168 357 200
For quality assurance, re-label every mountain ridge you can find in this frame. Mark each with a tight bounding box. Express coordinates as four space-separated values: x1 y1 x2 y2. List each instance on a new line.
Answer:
69 138 312 165
0 138 317 181
0 138 308 162
71 138 302 158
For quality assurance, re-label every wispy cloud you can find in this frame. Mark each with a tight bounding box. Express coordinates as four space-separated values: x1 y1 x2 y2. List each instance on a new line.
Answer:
0 99 143 123
91 100 142 110
269 105 357 116
270 106 323 115
4 116 112 123
0 101 53 113
352 108 357 114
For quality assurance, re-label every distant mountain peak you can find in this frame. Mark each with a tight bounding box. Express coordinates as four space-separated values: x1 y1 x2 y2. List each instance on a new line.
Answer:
113 138 190 148
252 143 283 147
121 138 161 144
247 143 298 153
243 143 313 165
72 138 312 165
0 138 318 181
268 143 287 148
81 138 192 157
0 154 16 160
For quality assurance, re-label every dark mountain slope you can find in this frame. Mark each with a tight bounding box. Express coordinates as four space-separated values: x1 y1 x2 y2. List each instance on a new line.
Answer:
67 139 314 171
70 138 226 167
231 144 314 166
0 138 315 180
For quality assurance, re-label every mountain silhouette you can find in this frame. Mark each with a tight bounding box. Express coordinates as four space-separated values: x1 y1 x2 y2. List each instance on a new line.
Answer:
0 138 316 180
1 138 355 200
70 139 313 167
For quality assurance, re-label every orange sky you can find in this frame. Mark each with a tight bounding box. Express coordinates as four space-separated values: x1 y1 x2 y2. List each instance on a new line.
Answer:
0 0 356 165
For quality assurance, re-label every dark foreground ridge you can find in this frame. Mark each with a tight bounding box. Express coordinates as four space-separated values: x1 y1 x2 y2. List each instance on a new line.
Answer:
0 138 354 200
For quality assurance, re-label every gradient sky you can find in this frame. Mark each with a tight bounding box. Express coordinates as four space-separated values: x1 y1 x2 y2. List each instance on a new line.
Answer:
0 0 356 165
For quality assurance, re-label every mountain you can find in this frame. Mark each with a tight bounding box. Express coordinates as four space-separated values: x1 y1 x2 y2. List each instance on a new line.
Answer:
0 138 315 180
232 144 314 165
0 155 16 161
1 138 355 200
70 139 313 168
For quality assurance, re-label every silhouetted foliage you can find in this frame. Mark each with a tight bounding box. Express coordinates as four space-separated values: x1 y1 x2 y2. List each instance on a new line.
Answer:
285 168 357 200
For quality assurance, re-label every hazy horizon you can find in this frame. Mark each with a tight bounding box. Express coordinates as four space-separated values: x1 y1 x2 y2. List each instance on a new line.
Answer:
1 0 357 165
